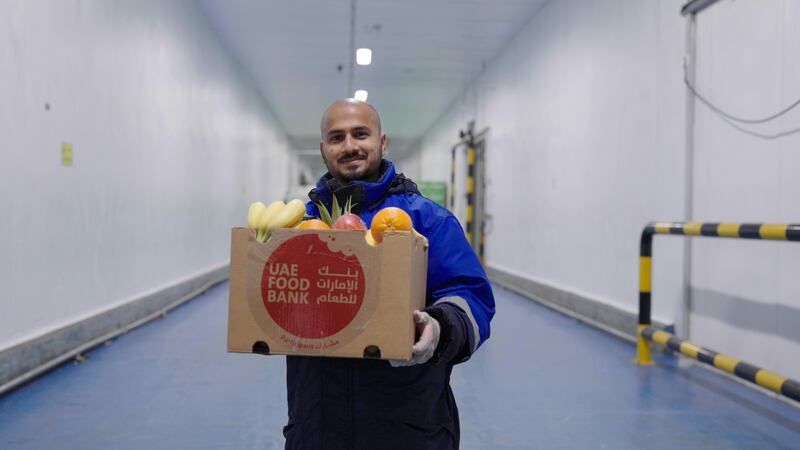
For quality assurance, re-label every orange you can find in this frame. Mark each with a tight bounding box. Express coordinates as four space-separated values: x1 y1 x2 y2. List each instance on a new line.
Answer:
370 207 413 243
296 219 331 230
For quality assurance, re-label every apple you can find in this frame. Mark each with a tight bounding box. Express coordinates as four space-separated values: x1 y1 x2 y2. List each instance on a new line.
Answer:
332 213 367 230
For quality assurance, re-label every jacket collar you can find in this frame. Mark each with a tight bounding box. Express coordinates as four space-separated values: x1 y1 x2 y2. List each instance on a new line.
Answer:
310 160 396 213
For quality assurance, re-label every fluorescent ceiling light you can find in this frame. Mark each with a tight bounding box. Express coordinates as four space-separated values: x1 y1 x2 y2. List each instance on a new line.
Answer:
356 48 372 65
354 90 368 101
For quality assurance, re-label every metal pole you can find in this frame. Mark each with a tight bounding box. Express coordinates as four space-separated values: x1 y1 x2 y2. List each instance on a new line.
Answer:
681 12 698 341
681 0 721 16
641 326 800 403
636 225 655 365
478 140 486 264
449 144 458 212
465 141 476 245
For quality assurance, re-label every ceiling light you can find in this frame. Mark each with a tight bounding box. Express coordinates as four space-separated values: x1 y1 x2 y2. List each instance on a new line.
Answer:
356 48 372 65
354 90 368 101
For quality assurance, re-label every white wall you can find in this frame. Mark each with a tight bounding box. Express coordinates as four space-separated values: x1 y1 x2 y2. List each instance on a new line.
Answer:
0 1 289 350
689 0 800 379
402 0 800 380
400 0 688 326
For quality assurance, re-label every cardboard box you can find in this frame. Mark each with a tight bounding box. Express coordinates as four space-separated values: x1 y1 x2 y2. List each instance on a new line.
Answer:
227 227 428 360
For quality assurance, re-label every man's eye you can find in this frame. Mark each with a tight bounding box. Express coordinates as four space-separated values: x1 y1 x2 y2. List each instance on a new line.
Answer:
329 136 342 143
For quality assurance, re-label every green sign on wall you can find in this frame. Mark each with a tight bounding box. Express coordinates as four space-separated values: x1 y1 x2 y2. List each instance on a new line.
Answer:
417 181 447 207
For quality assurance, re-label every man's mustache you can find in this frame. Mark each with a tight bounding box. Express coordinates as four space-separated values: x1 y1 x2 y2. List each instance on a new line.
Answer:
338 152 366 163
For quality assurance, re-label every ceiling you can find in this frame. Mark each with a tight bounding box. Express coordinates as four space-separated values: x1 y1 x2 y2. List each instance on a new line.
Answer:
197 0 548 153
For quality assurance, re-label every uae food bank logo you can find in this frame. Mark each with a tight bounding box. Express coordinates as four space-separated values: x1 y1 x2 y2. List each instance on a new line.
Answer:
261 234 365 338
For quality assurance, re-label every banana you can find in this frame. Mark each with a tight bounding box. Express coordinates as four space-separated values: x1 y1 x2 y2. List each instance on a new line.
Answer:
247 202 266 229
254 199 306 242
412 229 429 249
268 199 306 230
256 201 286 242
364 229 378 247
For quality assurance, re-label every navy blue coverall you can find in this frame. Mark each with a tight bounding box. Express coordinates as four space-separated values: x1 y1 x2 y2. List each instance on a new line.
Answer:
284 160 495 449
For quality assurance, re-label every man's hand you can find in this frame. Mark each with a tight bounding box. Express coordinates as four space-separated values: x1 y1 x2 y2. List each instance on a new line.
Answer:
389 310 440 367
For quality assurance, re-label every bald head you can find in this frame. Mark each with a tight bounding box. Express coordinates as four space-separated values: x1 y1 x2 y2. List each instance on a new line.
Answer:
320 99 381 137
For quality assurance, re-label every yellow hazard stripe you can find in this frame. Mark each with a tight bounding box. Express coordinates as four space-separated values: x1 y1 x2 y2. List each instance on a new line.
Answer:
651 330 671 347
714 354 740 374
755 370 788 393
636 324 654 365
759 224 787 240
467 177 474 194
466 206 473 223
654 222 672 234
717 223 740 238
467 148 475 165
639 257 651 293
683 222 702 236
679 341 701 359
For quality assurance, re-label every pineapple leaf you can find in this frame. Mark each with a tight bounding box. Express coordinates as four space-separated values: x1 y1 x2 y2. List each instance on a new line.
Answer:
342 196 358 216
331 195 342 223
316 201 333 226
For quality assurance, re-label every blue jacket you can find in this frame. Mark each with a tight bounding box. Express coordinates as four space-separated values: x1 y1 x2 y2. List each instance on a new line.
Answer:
284 160 495 449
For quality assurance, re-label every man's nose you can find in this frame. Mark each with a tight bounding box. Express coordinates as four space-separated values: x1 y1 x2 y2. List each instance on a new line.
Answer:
343 134 358 151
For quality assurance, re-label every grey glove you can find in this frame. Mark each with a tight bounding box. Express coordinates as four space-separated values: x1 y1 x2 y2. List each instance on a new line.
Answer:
389 310 441 367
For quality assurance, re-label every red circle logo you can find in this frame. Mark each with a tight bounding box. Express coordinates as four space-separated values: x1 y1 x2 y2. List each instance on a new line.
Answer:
261 234 365 339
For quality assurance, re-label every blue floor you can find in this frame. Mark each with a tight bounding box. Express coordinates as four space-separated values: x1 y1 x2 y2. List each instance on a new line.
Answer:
1 282 799 449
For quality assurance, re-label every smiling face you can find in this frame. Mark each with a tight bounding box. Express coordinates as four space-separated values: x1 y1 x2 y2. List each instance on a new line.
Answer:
319 99 387 183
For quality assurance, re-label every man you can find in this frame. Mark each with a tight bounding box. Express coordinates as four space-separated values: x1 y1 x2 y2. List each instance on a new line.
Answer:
283 99 495 449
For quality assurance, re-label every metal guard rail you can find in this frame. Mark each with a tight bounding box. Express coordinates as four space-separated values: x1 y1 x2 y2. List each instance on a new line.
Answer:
636 221 800 403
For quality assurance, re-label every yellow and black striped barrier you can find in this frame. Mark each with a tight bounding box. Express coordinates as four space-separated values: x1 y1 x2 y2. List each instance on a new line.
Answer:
449 146 456 212
636 221 800 402
640 326 800 402
465 146 476 244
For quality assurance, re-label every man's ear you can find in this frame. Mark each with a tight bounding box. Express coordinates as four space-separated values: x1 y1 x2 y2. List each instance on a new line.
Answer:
319 142 329 166
380 133 388 157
